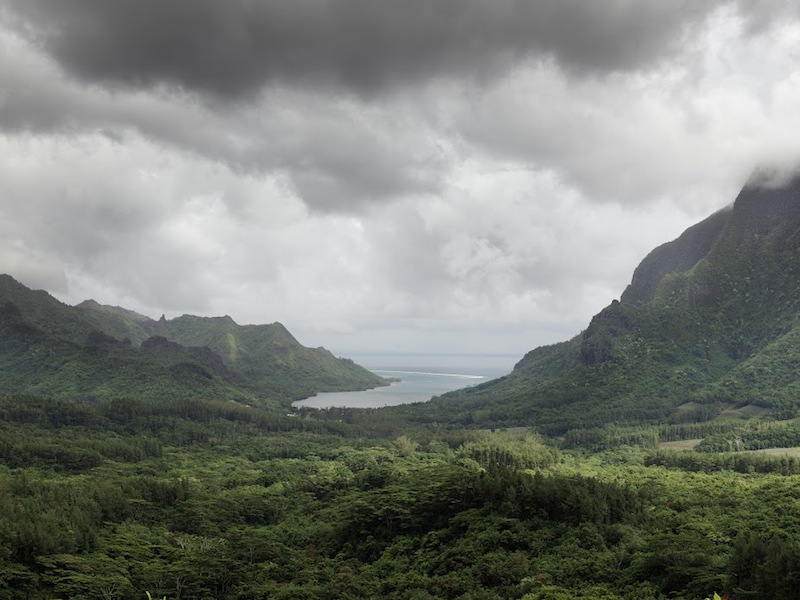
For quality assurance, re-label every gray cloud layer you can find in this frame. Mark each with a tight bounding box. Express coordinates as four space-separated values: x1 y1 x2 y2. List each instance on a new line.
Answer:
8 0 718 99
1 1 800 359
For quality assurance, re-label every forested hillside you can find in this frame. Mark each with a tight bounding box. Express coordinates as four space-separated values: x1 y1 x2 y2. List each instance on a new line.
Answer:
412 174 800 434
0 304 262 406
0 275 385 405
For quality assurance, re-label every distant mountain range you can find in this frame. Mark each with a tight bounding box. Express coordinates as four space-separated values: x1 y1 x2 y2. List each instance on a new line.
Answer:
0 276 385 407
417 172 800 433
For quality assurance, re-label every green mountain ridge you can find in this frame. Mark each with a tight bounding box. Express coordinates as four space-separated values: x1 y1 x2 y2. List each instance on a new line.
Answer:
0 302 259 405
0 276 386 405
410 172 800 433
620 206 731 306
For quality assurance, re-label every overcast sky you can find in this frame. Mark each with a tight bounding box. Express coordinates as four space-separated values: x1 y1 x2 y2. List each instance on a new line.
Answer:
2 1 800 368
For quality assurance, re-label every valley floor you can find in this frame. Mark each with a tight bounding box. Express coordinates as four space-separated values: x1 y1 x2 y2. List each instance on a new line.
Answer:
1 396 799 599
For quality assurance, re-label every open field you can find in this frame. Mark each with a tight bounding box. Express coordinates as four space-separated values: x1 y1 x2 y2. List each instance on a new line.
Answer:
658 438 703 450
750 446 800 457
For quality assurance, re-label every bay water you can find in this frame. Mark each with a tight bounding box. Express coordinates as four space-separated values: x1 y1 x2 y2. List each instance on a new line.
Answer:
292 353 516 409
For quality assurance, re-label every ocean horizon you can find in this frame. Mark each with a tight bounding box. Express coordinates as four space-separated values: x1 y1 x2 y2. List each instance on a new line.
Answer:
340 351 519 374
292 353 516 409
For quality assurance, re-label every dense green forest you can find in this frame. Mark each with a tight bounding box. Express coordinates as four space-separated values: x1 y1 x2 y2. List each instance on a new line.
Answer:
2 394 800 599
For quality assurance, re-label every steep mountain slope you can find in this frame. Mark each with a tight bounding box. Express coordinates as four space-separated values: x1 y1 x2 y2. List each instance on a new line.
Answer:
413 173 800 433
153 314 386 399
620 207 731 306
76 299 155 343
0 275 101 342
74 305 386 400
0 302 263 405
0 276 386 403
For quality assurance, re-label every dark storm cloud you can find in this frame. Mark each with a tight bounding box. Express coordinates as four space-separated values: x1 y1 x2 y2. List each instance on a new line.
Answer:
734 0 800 33
0 27 444 211
6 0 718 99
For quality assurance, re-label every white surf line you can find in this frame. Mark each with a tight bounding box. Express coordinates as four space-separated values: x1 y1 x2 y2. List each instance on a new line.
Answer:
374 369 485 379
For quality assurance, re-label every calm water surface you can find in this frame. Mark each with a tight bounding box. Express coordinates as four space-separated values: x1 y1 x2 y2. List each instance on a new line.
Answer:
292 354 515 409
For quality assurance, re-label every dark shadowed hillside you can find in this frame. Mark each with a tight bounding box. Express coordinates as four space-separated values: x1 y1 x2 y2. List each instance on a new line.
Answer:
0 301 263 405
0 276 385 405
152 313 386 399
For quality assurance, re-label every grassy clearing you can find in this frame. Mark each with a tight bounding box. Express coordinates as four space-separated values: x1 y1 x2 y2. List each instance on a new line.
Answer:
749 447 800 457
717 404 770 419
658 438 703 450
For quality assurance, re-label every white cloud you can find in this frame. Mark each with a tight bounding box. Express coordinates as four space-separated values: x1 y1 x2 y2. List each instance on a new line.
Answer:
1 3 800 364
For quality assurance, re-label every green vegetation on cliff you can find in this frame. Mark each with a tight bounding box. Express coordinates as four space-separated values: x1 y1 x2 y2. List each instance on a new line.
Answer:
149 314 383 399
0 275 385 406
0 304 266 407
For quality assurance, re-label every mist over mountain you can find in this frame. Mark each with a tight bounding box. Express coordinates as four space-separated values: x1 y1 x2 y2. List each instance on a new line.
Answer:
407 171 800 433
0 275 385 406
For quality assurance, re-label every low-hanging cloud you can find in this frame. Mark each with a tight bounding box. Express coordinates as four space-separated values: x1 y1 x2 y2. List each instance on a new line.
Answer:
0 28 446 211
